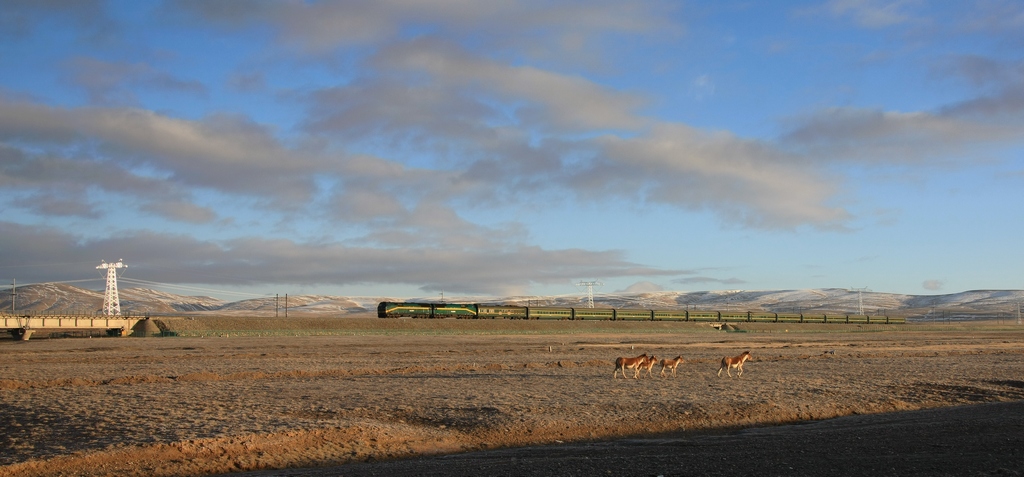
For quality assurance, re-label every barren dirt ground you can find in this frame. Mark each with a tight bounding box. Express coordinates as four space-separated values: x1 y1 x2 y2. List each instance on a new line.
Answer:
1 319 1023 476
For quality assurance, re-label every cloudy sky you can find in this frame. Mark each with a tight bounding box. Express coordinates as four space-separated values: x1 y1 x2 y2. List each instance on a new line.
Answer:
1 0 1022 300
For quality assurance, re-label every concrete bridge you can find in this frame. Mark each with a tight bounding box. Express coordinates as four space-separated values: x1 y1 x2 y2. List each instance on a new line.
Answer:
3 314 142 340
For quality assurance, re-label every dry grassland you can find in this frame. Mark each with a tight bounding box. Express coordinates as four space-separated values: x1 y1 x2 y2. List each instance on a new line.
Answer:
1 318 1023 476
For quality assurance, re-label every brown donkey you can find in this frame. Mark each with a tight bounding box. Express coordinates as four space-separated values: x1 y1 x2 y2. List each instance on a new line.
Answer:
659 356 685 377
717 351 751 377
614 353 648 379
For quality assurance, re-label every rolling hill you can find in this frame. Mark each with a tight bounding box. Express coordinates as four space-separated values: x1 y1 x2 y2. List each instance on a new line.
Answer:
1 283 1022 321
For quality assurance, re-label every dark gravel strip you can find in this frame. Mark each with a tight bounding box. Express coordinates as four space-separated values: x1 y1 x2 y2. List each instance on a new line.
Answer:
234 400 1024 477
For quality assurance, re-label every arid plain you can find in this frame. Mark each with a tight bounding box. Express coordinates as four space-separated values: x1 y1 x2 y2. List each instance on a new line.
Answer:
2 317 1023 476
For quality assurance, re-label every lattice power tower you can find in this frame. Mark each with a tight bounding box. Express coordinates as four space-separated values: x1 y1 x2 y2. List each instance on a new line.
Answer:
850 286 871 315
576 281 603 308
97 259 127 316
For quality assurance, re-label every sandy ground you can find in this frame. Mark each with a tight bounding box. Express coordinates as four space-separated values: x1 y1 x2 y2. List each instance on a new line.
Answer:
1 319 1023 476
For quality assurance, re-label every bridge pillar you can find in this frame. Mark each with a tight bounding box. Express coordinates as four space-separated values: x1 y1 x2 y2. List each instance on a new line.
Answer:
8 328 33 341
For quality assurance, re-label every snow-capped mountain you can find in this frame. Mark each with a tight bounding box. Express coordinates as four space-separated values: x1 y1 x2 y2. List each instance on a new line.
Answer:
1 283 1021 320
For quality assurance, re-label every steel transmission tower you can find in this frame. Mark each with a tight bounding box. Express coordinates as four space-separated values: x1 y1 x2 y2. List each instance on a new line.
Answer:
849 287 870 315
576 281 603 308
97 259 127 316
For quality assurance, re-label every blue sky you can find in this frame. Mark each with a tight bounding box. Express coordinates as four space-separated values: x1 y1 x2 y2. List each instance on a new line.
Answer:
1 0 1022 300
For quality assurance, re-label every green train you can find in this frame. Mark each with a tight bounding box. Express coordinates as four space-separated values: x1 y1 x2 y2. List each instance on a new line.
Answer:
376 302 906 324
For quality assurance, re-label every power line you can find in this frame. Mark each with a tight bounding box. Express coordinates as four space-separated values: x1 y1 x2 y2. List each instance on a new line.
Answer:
3 276 272 300
0 261 107 271
118 277 271 298
849 287 871 315
0 279 104 287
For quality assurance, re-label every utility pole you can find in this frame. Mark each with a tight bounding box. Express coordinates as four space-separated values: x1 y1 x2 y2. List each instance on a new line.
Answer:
7 278 26 332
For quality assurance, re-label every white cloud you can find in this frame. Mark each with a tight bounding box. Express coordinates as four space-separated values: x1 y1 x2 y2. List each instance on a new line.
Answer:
0 221 679 296
373 38 649 132
173 0 677 60
673 276 747 286
63 57 207 106
781 106 1024 164
598 124 850 228
690 74 715 100
0 97 323 207
621 281 664 293
820 0 924 28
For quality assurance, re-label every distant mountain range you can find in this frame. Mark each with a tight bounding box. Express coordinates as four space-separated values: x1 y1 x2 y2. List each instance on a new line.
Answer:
2 283 1023 320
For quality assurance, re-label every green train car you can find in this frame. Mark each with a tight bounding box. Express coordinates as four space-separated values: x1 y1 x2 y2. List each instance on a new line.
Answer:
573 308 615 320
614 309 655 321
653 310 688 321
686 311 721 322
477 305 528 319
527 307 574 320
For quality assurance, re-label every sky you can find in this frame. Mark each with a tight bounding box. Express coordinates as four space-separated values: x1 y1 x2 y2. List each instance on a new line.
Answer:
1 0 1023 301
